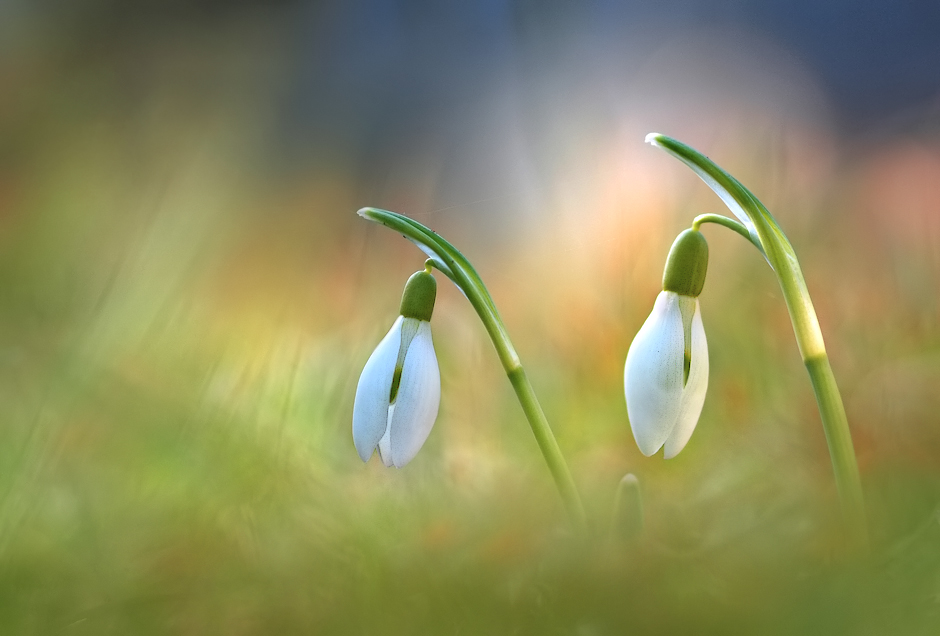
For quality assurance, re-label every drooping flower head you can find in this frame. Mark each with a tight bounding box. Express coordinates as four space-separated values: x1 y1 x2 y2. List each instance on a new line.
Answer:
353 269 441 468
625 229 709 458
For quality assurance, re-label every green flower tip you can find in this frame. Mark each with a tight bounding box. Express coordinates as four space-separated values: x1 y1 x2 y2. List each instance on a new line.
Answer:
399 270 437 321
662 229 709 297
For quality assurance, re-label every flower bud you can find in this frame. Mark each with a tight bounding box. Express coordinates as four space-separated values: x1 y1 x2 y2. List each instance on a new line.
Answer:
399 270 437 321
662 229 708 298
625 228 710 459
354 270 441 468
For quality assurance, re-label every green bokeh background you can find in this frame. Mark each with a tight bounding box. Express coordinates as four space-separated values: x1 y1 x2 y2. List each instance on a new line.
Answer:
2 3 940 634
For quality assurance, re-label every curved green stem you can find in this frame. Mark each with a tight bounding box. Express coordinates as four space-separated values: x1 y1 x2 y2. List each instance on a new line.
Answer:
648 134 868 552
358 207 589 533
692 214 760 250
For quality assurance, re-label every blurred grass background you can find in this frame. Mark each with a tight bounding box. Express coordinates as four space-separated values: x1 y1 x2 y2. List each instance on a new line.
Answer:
2 1 940 633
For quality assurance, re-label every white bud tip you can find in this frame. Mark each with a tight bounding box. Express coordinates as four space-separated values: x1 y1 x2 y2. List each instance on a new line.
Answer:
645 132 663 146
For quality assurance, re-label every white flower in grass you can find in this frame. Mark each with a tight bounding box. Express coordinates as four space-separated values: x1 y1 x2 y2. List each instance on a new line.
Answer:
625 229 710 459
353 270 440 468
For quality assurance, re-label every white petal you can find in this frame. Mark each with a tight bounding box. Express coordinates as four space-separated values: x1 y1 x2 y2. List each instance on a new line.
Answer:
377 406 394 467
388 320 440 468
663 298 709 459
624 292 685 456
352 316 402 462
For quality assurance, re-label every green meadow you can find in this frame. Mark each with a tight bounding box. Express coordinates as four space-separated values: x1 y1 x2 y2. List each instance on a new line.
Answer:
2 9 940 634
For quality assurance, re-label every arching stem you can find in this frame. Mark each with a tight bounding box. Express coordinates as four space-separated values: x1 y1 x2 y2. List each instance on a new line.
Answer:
649 134 868 552
358 207 589 533
692 213 760 249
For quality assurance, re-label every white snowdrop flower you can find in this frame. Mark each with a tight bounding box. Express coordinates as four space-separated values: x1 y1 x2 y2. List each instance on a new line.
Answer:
353 270 441 468
625 229 709 459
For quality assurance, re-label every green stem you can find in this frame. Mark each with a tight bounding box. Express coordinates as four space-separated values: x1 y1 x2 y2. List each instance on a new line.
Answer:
805 354 867 538
358 207 589 533
692 213 760 250
649 134 868 551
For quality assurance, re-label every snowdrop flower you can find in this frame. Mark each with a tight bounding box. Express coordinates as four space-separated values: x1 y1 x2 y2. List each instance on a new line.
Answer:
353 269 441 468
625 229 709 459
